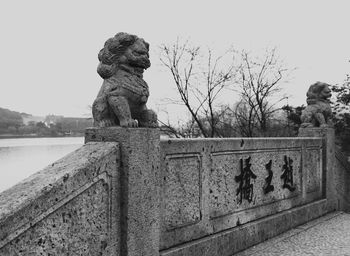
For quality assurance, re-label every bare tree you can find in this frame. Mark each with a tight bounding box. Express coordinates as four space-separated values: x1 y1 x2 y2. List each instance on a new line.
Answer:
234 48 292 135
157 110 195 138
211 104 238 137
159 39 235 137
233 100 257 137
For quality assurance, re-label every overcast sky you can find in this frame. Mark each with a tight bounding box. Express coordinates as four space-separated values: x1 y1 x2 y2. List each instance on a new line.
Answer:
0 0 349 122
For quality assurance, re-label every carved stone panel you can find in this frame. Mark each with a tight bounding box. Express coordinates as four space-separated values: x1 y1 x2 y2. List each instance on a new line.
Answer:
306 148 322 193
0 180 111 255
209 150 301 219
163 154 201 230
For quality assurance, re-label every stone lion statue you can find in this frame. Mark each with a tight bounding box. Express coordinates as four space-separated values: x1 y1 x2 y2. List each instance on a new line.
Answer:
300 82 333 128
92 32 158 128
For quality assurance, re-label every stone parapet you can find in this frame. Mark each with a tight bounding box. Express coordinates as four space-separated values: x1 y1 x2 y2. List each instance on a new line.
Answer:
0 142 120 255
86 127 161 256
0 127 339 255
159 137 326 255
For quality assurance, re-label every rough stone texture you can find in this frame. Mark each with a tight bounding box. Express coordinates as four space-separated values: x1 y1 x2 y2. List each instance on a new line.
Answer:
0 126 339 256
334 150 350 212
85 127 160 256
209 150 301 219
235 211 350 256
92 32 158 128
299 127 338 212
164 154 201 230
159 137 324 251
1 181 109 255
306 148 322 193
300 82 333 128
0 142 120 255
160 200 330 256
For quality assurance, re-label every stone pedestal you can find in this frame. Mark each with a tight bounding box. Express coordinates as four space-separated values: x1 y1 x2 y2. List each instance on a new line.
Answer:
85 127 160 256
299 127 337 212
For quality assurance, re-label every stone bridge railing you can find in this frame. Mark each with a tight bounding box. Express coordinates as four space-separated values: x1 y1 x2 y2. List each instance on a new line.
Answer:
0 141 121 255
0 127 346 256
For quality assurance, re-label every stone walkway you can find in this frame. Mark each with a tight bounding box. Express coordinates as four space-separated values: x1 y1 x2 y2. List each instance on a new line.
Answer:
235 212 350 256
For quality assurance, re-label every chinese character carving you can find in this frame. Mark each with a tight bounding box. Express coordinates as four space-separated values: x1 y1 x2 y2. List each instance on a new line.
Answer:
281 155 296 192
263 160 274 194
235 157 257 203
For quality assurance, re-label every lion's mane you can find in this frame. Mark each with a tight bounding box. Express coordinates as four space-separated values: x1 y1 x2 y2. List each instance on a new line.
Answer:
97 32 149 79
300 81 333 128
306 81 331 105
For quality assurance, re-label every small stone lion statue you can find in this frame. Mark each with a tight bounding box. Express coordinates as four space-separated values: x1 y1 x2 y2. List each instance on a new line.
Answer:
300 82 333 128
92 32 158 128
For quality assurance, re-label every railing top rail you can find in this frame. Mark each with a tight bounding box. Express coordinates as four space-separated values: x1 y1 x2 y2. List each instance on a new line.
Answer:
161 137 323 143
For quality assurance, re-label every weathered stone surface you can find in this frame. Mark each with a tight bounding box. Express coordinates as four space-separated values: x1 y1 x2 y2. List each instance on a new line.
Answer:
0 142 120 255
1 181 109 255
209 151 302 219
92 32 158 128
334 150 350 211
300 82 333 128
159 137 324 250
86 127 161 256
306 148 322 193
235 212 350 256
163 154 201 230
299 127 337 212
160 200 329 256
0 125 338 256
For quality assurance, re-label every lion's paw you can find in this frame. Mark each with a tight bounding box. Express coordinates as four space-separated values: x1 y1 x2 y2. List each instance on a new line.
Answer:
97 119 114 127
120 119 138 128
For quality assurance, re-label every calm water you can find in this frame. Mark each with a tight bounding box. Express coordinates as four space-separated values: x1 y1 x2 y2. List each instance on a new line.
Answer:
0 137 84 193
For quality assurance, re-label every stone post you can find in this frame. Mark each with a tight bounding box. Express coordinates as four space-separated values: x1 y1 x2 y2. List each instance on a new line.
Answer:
298 127 338 212
85 127 160 256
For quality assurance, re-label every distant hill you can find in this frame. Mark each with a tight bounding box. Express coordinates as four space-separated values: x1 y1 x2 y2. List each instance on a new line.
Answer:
0 107 92 136
0 107 24 130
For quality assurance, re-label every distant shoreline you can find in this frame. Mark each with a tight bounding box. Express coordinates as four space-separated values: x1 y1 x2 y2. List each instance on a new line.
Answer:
0 134 84 139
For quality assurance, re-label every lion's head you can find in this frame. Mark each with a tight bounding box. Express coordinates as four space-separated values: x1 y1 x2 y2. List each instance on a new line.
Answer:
97 32 151 79
306 82 332 105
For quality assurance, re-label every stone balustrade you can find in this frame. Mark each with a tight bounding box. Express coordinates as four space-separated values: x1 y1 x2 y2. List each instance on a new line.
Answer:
0 127 347 256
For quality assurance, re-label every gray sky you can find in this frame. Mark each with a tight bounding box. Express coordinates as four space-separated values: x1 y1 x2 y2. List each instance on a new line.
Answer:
0 0 349 122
